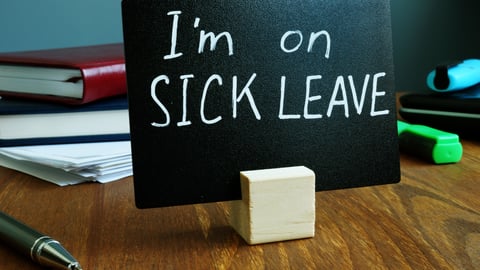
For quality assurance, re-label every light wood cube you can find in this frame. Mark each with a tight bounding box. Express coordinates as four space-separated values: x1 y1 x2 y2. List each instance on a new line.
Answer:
229 166 316 245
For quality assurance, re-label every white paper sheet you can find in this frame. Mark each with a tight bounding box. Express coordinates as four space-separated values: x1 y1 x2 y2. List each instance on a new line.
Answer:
0 141 132 185
0 141 131 169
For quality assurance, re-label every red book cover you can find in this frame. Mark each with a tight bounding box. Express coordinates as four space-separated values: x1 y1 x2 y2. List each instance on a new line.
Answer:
0 43 126 105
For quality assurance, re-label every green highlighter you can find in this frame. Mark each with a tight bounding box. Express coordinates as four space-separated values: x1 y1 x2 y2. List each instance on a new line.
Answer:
397 120 463 164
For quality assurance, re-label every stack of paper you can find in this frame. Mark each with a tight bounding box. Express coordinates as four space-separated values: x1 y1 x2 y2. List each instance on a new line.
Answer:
0 141 132 186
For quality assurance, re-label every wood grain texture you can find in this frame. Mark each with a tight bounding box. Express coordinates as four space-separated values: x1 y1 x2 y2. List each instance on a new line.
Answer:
0 99 479 269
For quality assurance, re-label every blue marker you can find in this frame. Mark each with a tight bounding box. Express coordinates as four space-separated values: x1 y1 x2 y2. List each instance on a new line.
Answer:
426 59 480 92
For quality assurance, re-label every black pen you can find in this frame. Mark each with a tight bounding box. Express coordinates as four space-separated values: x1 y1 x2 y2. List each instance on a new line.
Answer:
0 211 82 270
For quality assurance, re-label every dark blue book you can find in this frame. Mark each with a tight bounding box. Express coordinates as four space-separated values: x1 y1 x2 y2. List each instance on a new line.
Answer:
399 89 480 136
0 95 129 147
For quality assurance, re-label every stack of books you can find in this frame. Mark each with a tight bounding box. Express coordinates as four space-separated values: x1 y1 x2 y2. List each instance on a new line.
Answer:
0 43 132 185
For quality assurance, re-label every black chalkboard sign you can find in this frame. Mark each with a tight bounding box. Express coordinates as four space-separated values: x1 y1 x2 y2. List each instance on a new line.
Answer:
122 0 400 208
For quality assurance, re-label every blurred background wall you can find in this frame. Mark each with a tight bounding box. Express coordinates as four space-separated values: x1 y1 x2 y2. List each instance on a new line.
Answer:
1 0 479 92
0 0 123 52
391 0 480 92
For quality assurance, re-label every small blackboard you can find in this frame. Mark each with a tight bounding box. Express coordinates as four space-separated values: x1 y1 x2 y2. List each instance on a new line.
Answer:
122 0 400 208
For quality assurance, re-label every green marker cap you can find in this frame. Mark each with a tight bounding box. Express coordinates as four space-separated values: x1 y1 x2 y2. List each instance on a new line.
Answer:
397 120 463 164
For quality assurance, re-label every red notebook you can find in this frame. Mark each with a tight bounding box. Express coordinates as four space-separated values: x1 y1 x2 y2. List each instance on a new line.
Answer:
0 43 126 105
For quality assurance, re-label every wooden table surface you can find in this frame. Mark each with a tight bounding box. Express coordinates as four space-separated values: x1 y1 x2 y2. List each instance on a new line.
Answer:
0 125 479 269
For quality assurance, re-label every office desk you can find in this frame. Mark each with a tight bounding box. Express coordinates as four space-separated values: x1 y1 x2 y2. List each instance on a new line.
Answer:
0 126 479 269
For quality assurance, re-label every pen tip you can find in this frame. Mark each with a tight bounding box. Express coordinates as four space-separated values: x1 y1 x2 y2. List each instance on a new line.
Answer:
69 262 83 270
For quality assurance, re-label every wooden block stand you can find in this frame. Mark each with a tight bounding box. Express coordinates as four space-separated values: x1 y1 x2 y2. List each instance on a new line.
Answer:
229 166 316 245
